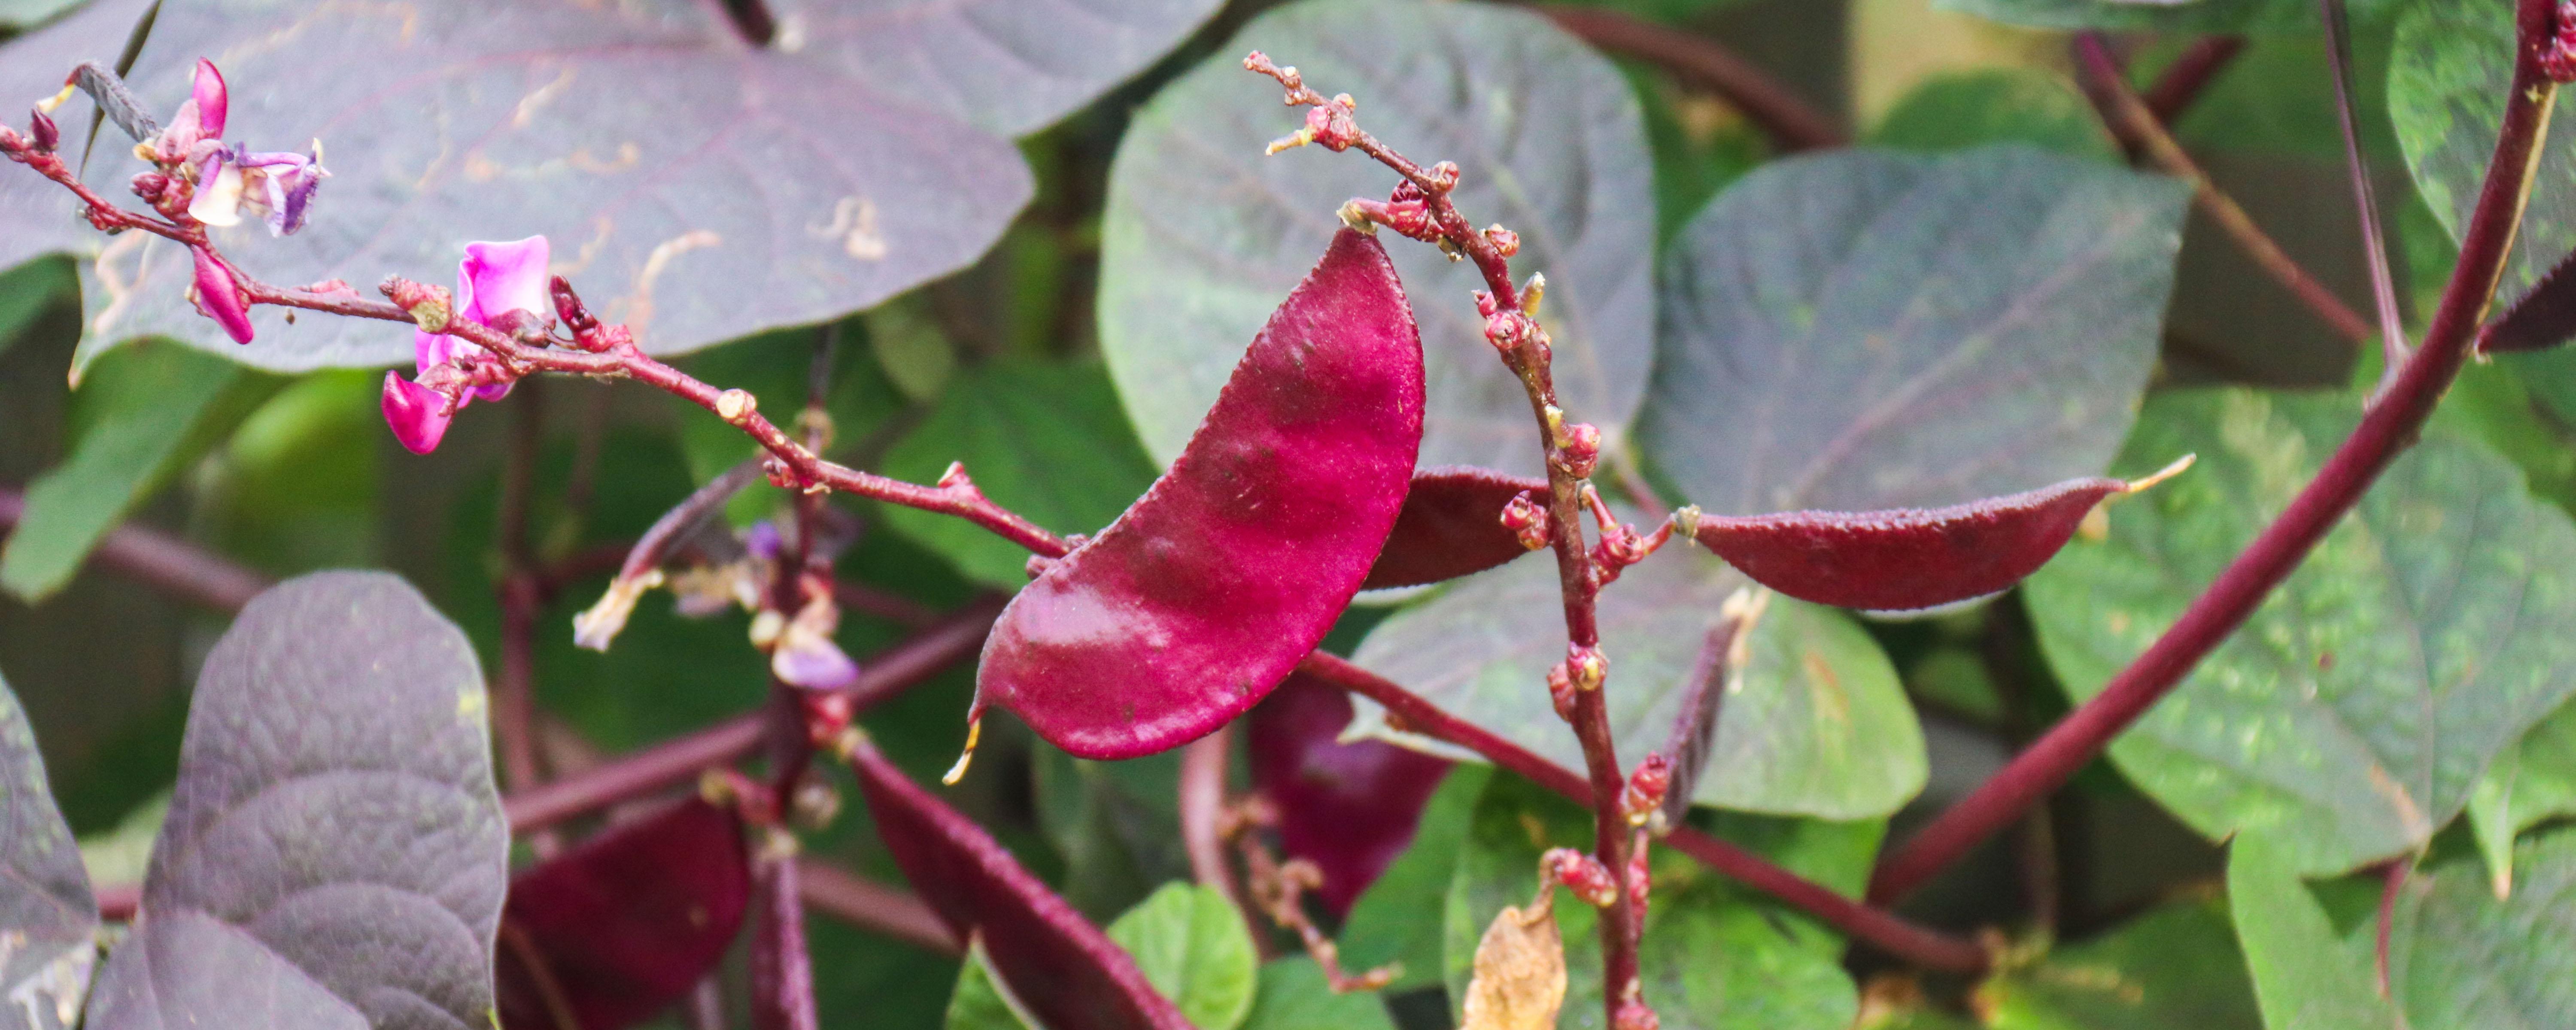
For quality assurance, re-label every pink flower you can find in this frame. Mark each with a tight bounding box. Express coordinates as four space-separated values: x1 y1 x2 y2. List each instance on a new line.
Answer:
187 246 252 344
165 60 328 236
158 60 226 155
380 237 552 453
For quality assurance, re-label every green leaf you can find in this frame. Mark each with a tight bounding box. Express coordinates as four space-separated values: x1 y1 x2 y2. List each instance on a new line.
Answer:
1239 957 1397 1030
2227 835 2402 1030
2366 828 2576 1030
1339 763 1494 991
1 340 274 602
2467 702 2576 898
1350 551 1925 820
2028 388 2576 874
1105 882 1260 1030
1977 896 2261 1030
1444 776 1859 1030
945 939 1040 1030
1100 0 1655 478
0 669 97 1030
1936 0 2402 32
1641 146 2187 518
2390 0 2576 304
879 360 1160 589
1867 70 2117 161
0 256 73 359
1034 745 1192 922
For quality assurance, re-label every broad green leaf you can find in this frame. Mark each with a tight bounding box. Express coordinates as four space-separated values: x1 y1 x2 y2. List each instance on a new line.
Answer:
2029 389 2576 874
1976 896 2261 1030
1867 70 2117 161
1105 882 1259 1030
1 341 273 602
879 360 1160 589
1444 776 1858 1030
2226 836 2401 1030
0 256 73 360
0 0 1223 370
1239 957 1396 1030
1 669 97 1030
2390 0 2576 304
2467 703 2576 898
1937 0 2401 32
80 571 507 1030
1100 0 1655 478
1351 549 1923 819
1340 764 1494 991
944 939 1039 1030
2364 829 2576 1030
1641 146 2187 518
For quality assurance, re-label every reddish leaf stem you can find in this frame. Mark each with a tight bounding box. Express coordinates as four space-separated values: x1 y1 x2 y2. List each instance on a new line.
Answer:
798 857 961 955
2374 856 2408 998
2141 36 2247 124
2073 33 2376 348
1181 724 1248 914
0 487 270 612
1298 652 1990 974
1538 6 1845 152
1873 2 2564 904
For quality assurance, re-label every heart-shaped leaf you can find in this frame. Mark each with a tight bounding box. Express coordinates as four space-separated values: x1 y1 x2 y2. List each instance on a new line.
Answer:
80 570 508 1030
1103 884 1258 1030
1686 467 2185 612
2029 389 2576 875
1245 671 1451 915
0 0 1220 371
974 228 1422 760
1362 467 1547 591
494 798 750 1030
1098 0 1654 478
1 670 96 1030
1349 550 1924 820
848 735 1189 1030
1641 145 2186 518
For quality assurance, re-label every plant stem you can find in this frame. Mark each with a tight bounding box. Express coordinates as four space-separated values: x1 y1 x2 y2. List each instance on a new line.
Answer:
1872 2 2563 904
1299 652 1990 974
798 857 960 954
2142 36 2246 124
1538 6 1844 152
0 487 269 612
751 841 820 1030
2074 33 2376 348
2320 0 2414 375
1181 724 1246 912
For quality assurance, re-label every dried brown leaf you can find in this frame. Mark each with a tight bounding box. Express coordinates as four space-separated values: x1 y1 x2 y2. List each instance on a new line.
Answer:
1460 893 1566 1030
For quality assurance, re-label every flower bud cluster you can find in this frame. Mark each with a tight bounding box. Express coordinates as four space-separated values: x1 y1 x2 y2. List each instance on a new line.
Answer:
1543 847 1619 908
1501 491 1551 551
1567 644 1607 691
1555 422 1601 479
1621 754 1671 827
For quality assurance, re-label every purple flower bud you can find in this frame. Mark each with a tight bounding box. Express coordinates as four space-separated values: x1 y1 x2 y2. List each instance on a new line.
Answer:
381 372 456 454
27 106 57 151
188 246 253 344
744 521 783 563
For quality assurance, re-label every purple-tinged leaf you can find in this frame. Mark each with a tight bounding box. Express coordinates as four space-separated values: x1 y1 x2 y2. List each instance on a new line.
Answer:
1686 461 2188 612
847 736 1190 1030
1 670 96 1030
973 228 1423 760
2484 249 2576 354
79 571 506 1030
0 0 1222 372
495 799 750 1030
1362 467 1548 591
1245 672 1450 916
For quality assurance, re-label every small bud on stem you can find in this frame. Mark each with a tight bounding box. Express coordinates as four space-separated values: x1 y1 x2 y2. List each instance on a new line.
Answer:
1567 644 1606 692
1542 847 1619 908
1621 754 1671 827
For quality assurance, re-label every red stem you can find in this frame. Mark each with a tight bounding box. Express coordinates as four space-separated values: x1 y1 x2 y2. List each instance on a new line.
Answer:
1537 6 1844 152
1180 724 1244 911
750 845 820 1030
798 857 960 955
1872 1 2563 904
1299 652 1989 974
0 487 270 612
2142 36 2246 124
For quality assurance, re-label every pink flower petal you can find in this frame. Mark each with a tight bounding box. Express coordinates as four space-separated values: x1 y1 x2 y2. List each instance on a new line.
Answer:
460 236 551 327
190 60 227 141
381 372 456 454
188 247 253 344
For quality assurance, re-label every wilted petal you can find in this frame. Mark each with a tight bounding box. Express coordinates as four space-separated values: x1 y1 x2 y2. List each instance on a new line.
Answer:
188 246 253 344
572 570 665 651
381 372 456 454
186 157 244 227
772 600 859 691
237 144 328 236
460 236 552 327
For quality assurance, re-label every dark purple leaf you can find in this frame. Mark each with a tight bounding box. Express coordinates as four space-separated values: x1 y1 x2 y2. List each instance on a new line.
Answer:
2485 248 2576 354
1245 671 1449 916
495 799 750 1030
1688 464 2186 612
847 736 1189 1030
1361 467 1548 591
0 0 1221 372
973 228 1424 760
1 671 96 1030
80 571 507 1030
